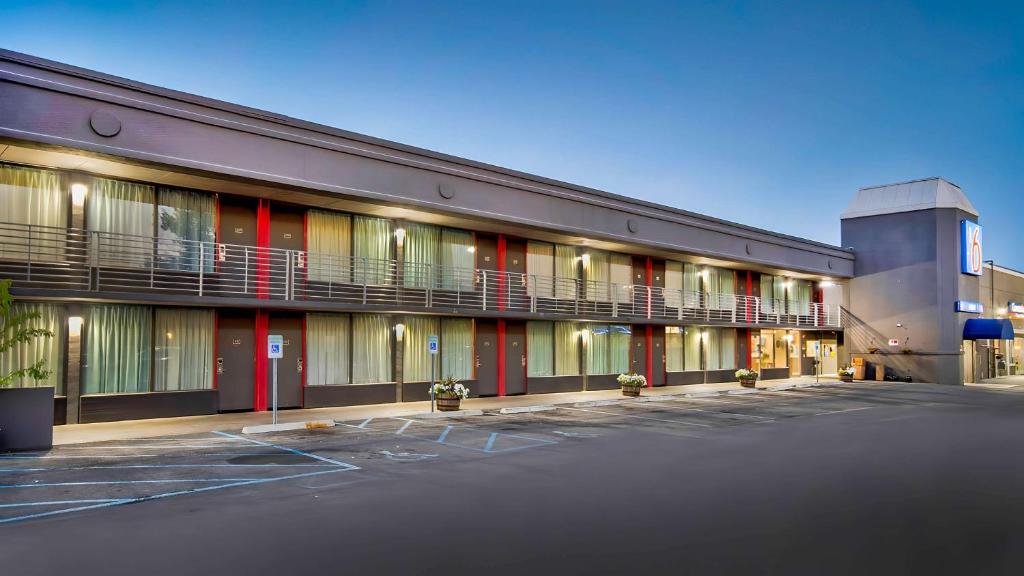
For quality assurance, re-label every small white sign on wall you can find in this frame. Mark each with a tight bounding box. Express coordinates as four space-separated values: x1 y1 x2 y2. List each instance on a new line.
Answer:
888 338 900 347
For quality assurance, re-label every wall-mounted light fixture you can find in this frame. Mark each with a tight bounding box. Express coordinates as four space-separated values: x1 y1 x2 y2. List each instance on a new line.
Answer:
394 228 406 245
467 246 476 254
68 316 84 336
819 279 835 288
394 323 405 341
70 183 88 206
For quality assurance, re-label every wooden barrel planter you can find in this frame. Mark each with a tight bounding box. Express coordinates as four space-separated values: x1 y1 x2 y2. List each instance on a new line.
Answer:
621 386 642 397
436 396 462 412
739 378 757 388
840 374 854 383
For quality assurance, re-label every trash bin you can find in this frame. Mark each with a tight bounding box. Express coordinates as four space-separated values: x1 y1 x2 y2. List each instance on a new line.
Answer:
875 364 885 381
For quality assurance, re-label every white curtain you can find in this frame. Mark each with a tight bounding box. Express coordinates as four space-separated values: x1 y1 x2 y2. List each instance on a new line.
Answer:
156 188 215 273
610 324 631 374
441 318 473 380
403 223 439 288
719 328 737 370
685 327 702 371
706 328 721 371
352 314 392 384
527 321 554 377
585 324 609 375
404 316 439 381
554 245 577 300
664 261 683 309
440 228 475 291
306 313 351 386
0 302 65 392
308 210 352 283
666 327 684 372
84 305 152 394
554 321 580 376
527 241 554 297
708 268 735 311
0 163 66 262
353 216 392 285
796 281 813 315
585 251 610 302
88 177 155 269
610 254 632 304
683 264 702 308
153 308 214 391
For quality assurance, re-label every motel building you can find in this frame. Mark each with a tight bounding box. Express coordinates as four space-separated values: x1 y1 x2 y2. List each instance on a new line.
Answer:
0 49 1018 426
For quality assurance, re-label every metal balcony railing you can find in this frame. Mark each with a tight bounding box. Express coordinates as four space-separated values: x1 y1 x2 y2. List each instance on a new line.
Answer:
0 222 842 327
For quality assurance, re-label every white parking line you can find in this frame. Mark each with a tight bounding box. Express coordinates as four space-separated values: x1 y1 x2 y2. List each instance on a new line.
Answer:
561 406 712 428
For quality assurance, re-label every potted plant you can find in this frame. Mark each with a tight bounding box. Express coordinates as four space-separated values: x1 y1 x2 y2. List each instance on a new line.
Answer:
735 368 758 388
0 279 56 452
839 367 855 383
617 372 647 397
431 376 469 412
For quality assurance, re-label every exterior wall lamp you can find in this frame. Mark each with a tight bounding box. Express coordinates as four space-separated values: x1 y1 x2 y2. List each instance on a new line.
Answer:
68 316 84 336
70 183 88 206
394 322 405 341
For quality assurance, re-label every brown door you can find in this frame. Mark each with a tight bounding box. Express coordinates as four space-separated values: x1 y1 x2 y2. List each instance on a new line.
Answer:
269 205 304 299
267 314 304 408
217 311 255 411
475 320 498 396
631 326 647 376
650 327 666 386
218 198 258 296
505 239 527 312
505 321 526 395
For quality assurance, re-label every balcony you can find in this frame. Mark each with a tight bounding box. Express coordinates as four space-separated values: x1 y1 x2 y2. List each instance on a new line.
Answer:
0 223 841 328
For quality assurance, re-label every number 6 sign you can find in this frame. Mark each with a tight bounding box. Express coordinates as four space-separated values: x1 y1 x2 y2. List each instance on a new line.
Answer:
960 220 983 276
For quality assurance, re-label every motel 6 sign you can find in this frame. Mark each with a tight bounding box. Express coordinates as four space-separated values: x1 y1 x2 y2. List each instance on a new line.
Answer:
960 220 983 276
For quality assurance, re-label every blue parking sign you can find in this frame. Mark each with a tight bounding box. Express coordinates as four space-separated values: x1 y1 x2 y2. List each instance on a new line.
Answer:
268 335 284 359
428 335 438 355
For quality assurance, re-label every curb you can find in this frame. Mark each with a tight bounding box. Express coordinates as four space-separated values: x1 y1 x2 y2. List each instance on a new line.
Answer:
633 395 676 402
573 399 621 408
242 419 335 434
413 409 485 419
727 388 759 395
499 405 557 414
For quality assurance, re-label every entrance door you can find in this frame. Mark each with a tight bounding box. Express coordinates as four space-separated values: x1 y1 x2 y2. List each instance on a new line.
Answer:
218 198 258 296
631 327 646 377
267 314 303 408
475 320 498 396
217 311 255 411
269 205 304 299
650 327 665 386
505 321 526 395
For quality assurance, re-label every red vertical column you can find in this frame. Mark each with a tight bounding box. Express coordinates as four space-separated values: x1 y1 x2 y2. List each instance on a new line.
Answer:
256 199 271 299
497 320 507 397
254 311 269 412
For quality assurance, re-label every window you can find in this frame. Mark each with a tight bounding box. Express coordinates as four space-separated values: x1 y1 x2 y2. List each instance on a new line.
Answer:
307 210 352 283
527 241 554 297
554 245 578 299
705 267 736 311
88 177 155 269
586 324 631 375
84 305 152 394
554 321 580 376
0 302 66 392
760 275 788 314
403 223 439 288
155 188 215 273
352 314 392 383
665 326 703 372
610 254 632 304
153 308 214 390
665 261 683 309
306 313 351 386
584 251 610 301
403 316 439 382
793 280 813 316
705 328 736 370
353 216 392 285
440 229 475 291
441 318 474 380
527 321 554 377
402 224 475 290
0 163 66 262
754 329 788 369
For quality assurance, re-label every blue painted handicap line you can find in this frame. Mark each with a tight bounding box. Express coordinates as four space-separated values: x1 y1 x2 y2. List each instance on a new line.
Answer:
419 423 557 454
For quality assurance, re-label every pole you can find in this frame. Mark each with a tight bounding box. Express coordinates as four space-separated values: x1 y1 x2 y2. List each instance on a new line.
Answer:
430 355 435 413
272 357 278 425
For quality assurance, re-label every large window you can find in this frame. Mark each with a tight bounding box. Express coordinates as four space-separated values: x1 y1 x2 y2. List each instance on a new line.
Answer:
84 305 152 394
352 314 392 384
554 245 578 299
706 267 736 311
586 324 631 375
156 188 215 273
584 251 609 301
0 302 66 392
440 229 475 291
307 210 352 283
403 223 439 289
353 216 393 285
526 241 554 297
705 328 737 370
306 313 393 385
441 318 474 380
0 163 66 262
402 223 476 290
527 321 579 376
664 262 703 309
665 326 704 372
403 316 474 382
88 177 156 269
754 329 788 370
760 275 787 314
153 308 214 390
404 316 438 382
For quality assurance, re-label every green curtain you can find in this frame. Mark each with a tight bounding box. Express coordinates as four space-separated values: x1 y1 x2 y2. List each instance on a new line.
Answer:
527 321 554 377
585 251 610 302
586 324 609 375
306 313 350 385
0 302 65 392
403 223 439 288
88 177 155 269
352 314 392 383
610 254 632 304
84 305 152 394
760 275 776 314
156 188 215 273
0 163 66 262
440 228 475 291
353 216 392 285
706 328 721 370
554 321 579 376
308 210 352 283
719 328 737 370
404 316 439 381
153 308 214 391
527 241 555 297
709 268 735 311
664 261 683 309
665 327 684 372
610 325 631 374
796 280 813 315
684 327 702 371
441 318 473 380
683 264 701 308
554 245 577 300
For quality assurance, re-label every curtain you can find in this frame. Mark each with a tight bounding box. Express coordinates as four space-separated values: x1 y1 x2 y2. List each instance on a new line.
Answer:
706 328 721 370
352 314 392 383
554 321 579 376
308 210 352 283
403 223 439 288
0 163 66 262
440 228 475 291
585 251 610 302
306 313 350 385
153 308 213 391
404 316 439 381
554 244 577 300
683 264 702 308
527 241 554 297
710 268 736 311
156 188 215 273
685 327 702 371
353 216 392 285
610 325 631 374
527 321 553 377
664 261 683 309
610 254 632 304
586 324 609 375
665 327 684 372
0 303 65 392
760 275 776 314
796 280 813 315
441 318 473 380
719 328 737 370
88 177 155 269
84 305 151 394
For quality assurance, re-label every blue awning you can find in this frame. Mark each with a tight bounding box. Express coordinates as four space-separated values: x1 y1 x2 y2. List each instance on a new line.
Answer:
963 318 1015 340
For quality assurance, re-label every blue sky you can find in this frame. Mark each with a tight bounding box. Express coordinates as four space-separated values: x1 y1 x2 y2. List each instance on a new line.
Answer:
3 1 1022 267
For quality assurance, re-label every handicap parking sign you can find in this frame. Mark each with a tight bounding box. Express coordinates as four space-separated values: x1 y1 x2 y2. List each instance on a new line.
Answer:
268 335 284 359
428 335 438 355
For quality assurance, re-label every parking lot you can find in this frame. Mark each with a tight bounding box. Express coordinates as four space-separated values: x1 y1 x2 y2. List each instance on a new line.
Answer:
5 381 1024 574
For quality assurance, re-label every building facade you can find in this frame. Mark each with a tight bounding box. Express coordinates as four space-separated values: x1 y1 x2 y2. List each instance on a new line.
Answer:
2 50 853 424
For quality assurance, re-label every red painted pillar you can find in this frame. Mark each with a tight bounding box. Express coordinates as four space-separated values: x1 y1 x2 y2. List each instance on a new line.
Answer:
256 199 271 299
497 320 506 396
254 311 269 412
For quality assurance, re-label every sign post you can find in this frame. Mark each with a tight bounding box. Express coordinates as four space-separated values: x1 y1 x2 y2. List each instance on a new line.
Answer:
268 334 284 425
428 335 439 413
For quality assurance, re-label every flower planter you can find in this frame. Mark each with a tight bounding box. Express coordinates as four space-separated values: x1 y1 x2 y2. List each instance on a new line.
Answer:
840 374 854 383
739 378 757 388
435 395 462 412
621 385 642 397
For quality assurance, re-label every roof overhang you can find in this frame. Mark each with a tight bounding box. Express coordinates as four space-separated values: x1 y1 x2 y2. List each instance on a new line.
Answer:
963 318 1015 340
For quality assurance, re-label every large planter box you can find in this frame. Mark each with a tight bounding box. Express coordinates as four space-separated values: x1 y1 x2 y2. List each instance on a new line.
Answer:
0 387 54 452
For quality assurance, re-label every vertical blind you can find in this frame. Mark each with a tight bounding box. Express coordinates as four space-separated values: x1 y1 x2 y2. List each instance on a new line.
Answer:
88 177 156 269
0 302 65 392
153 308 214 391
404 316 439 381
353 216 392 285
440 318 474 380
84 305 152 394
0 164 66 262
306 313 351 386
352 314 392 383
157 188 215 273
308 210 352 283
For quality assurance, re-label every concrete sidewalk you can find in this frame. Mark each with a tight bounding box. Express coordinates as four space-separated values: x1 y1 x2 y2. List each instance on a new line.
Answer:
52 376 836 446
